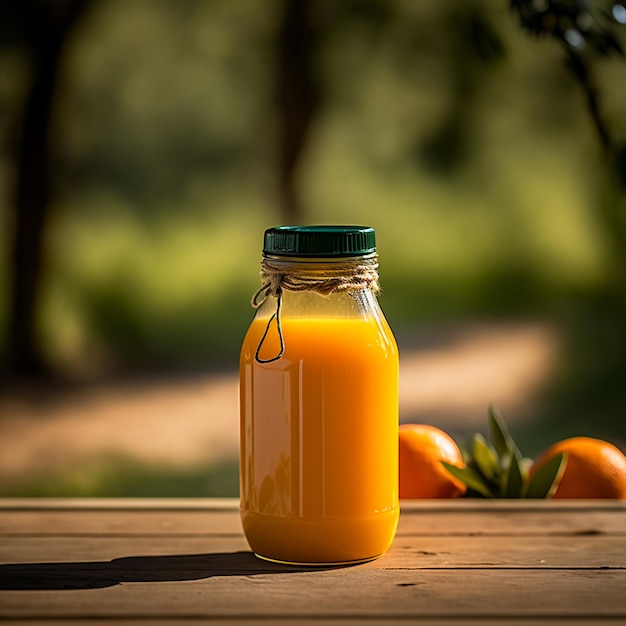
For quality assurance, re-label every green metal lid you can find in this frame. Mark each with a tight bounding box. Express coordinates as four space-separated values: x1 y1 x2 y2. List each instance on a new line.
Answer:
263 225 376 257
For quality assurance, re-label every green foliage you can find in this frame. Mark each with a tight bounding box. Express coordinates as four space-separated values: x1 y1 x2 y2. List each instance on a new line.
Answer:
0 456 240 498
0 0 623 391
513 298 626 455
0 0 624 496
442 405 567 498
511 0 624 57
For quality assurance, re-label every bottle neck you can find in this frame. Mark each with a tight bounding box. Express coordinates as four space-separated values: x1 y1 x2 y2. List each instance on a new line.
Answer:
250 253 382 364
262 252 377 266
256 253 380 300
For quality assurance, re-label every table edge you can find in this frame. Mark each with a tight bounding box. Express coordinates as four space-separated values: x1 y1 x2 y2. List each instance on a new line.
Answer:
0 498 624 512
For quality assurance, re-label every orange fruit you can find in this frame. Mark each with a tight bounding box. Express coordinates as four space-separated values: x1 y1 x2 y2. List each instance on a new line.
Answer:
399 424 467 499
531 436 626 499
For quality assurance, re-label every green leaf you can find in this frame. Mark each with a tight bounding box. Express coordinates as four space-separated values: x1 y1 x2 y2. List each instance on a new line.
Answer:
504 451 525 498
472 433 499 483
441 461 495 498
488 404 510 459
488 404 523 465
526 452 568 499
499 451 511 496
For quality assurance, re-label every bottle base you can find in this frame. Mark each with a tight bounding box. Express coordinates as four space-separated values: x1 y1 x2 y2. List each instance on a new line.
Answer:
241 507 399 566
252 550 384 568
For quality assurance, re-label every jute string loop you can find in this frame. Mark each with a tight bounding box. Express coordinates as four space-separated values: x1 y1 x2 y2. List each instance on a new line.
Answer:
251 256 380 364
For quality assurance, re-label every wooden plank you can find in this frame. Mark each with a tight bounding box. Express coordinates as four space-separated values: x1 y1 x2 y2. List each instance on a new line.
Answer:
1 535 624 570
389 534 626 568
1 509 623 538
0 510 243 537
0 498 241 511
1 500 625 537
0 536 626 620
1 500 625 622
2 498 625 512
398 506 626 537
3 615 624 626
0 568 624 620
4 615 624 626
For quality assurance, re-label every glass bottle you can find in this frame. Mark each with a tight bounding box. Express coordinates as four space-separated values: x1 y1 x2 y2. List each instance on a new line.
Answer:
239 225 399 565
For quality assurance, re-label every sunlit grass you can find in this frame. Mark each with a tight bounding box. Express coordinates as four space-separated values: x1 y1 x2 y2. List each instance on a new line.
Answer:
0 455 239 497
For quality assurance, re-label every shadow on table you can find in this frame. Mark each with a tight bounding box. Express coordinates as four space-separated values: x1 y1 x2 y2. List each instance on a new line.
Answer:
0 551 337 590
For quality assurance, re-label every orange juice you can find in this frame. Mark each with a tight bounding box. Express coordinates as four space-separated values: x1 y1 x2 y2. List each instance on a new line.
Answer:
240 309 399 565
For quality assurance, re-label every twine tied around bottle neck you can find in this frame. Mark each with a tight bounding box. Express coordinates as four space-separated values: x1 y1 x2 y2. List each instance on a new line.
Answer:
250 255 380 364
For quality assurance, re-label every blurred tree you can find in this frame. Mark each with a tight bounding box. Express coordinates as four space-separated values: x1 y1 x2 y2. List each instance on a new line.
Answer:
5 0 90 378
274 0 397 221
419 4 505 174
511 0 626 295
508 0 626 449
1 0 623 381
275 0 321 222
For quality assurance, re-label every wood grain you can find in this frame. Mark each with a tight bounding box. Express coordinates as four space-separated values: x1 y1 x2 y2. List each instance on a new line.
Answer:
2 499 625 536
1 499 625 623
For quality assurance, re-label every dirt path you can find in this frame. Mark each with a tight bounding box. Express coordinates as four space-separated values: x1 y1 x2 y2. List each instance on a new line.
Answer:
0 321 559 482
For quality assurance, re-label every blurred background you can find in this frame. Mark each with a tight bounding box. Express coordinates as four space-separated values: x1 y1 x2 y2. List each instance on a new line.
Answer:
1 0 625 496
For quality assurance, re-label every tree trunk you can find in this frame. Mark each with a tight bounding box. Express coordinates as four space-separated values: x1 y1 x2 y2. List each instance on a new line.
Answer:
275 0 320 223
7 0 89 378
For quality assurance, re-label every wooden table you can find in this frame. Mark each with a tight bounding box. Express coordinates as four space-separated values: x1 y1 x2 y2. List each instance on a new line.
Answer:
1 498 625 624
